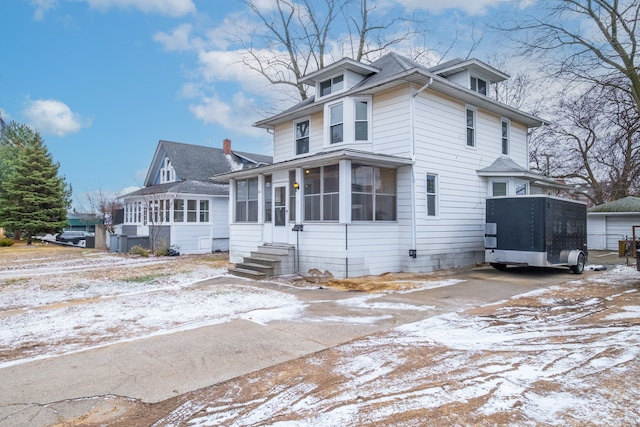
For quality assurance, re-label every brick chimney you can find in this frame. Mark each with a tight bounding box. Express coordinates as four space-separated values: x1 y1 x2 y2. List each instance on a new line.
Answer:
223 138 231 155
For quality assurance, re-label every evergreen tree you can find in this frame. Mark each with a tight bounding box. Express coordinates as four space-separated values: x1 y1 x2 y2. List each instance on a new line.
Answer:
0 127 70 243
0 120 33 198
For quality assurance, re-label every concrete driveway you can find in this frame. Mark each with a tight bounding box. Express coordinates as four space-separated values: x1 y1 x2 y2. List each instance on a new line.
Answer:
0 255 624 426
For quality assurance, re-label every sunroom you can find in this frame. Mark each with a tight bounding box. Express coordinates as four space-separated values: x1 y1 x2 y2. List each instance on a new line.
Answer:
212 149 414 278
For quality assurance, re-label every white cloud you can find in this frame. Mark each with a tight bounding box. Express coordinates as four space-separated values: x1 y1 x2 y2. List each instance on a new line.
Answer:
22 99 89 137
118 186 141 197
188 93 263 137
153 23 203 52
82 0 196 16
30 0 57 21
393 0 509 14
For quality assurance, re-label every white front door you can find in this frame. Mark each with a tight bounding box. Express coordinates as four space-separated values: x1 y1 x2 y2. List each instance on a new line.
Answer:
272 185 289 243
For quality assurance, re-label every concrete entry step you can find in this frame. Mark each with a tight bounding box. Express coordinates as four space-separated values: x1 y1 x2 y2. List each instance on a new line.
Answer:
230 244 296 279
228 267 267 280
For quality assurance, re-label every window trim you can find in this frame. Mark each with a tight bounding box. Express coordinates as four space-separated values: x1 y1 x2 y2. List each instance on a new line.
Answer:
470 76 488 95
294 117 310 155
318 73 345 98
501 118 510 155
466 106 476 148
491 180 508 197
351 164 397 222
324 96 372 147
303 165 340 222
235 177 259 223
426 173 438 218
159 157 176 184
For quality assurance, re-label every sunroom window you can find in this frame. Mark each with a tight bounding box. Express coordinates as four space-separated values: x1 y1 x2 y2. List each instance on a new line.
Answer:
303 165 339 221
352 165 396 221
235 178 258 222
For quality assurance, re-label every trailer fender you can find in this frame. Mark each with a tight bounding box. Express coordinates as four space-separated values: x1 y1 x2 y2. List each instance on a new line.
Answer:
567 250 584 267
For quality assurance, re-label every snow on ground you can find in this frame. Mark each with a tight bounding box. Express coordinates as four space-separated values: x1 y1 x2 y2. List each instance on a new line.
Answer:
2 248 640 425
154 265 640 427
0 250 308 368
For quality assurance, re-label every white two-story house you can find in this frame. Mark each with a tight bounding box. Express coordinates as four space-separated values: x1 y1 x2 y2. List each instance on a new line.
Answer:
213 53 562 278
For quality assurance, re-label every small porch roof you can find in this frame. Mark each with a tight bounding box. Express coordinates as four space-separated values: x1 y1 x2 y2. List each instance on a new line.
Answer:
477 156 571 190
210 149 413 181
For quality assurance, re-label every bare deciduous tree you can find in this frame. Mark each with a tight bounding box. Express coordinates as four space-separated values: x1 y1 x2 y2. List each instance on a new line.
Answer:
237 0 416 102
502 0 640 114
538 81 640 205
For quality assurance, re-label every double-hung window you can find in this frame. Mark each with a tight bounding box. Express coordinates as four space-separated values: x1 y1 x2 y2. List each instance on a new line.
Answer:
295 119 309 155
303 165 339 221
426 174 437 216
199 200 209 222
466 107 476 147
501 119 510 155
187 200 197 222
351 165 396 221
235 178 258 222
355 100 368 141
174 199 184 222
330 103 344 144
326 97 371 145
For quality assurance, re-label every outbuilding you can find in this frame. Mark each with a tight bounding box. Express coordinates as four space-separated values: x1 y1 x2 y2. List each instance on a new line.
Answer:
587 196 640 250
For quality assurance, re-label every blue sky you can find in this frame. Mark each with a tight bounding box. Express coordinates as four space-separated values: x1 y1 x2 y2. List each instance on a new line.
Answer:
1 0 528 210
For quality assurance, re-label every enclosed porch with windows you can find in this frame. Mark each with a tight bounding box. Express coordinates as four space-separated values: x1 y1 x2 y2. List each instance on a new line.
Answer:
214 149 414 279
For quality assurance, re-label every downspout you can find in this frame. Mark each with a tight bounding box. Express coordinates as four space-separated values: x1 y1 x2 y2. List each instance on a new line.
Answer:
409 78 433 258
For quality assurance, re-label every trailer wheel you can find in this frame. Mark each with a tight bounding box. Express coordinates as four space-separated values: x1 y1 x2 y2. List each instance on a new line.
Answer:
490 263 508 271
570 253 585 274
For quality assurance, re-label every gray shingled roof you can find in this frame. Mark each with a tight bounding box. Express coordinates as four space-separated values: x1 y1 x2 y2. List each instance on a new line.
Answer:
121 180 230 198
589 196 640 213
158 140 272 182
477 156 528 173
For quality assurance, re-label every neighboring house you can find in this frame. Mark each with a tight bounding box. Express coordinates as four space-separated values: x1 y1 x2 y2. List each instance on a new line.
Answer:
118 139 272 254
587 196 640 250
65 211 102 232
212 53 564 278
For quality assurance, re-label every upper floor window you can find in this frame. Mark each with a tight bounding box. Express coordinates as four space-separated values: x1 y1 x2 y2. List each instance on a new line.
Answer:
470 76 487 95
501 119 510 155
352 165 396 221
466 107 476 147
320 74 344 97
295 119 309 155
326 97 372 146
330 103 344 144
355 100 368 141
160 157 176 183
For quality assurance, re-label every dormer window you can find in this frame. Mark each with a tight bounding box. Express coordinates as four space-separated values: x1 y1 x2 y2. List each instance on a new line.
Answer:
470 76 487 95
160 157 176 183
320 74 344 97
